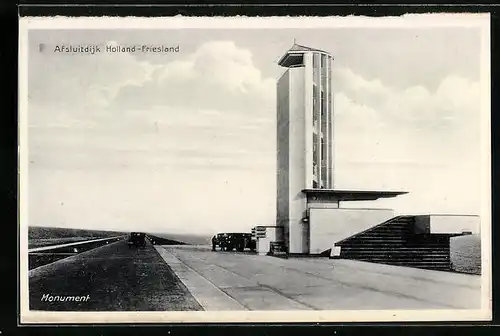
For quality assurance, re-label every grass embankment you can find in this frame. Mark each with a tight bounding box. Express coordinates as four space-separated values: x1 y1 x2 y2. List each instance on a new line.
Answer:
28 226 127 249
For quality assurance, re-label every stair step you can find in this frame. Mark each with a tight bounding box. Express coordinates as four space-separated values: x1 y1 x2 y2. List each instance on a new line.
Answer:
340 243 449 247
339 241 448 245
341 255 450 259
348 234 408 236
341 247 448 251
342 253 449 257
351 259 450 263
348 260 451 268
374 228 412 231
340 249 450 253
342 255 450 260
342 248 449 251
350 238 409 242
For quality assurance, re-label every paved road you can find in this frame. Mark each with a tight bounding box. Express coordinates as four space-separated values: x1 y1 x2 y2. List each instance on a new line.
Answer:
157 245 482 311
29 240 202 311
27 241 483 312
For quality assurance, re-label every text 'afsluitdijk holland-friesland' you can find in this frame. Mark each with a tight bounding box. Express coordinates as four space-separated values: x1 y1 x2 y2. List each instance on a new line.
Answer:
50 44 181 55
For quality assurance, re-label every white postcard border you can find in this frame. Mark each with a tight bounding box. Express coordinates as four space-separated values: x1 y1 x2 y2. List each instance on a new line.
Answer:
18 13 492 324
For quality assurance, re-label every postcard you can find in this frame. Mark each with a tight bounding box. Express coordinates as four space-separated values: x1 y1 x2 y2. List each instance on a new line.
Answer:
18 13 492 324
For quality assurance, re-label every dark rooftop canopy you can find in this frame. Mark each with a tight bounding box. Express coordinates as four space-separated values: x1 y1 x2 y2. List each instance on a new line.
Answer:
288 43 331 54
302 189 408 202
278 43 333 68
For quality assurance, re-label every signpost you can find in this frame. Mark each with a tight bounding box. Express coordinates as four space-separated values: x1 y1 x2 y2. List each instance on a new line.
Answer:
255 226 267 239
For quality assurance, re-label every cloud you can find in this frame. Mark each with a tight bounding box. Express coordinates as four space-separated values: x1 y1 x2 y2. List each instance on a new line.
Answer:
333 67 483 215
30 40 275 124
112 41 275 116
29 105 275 174
334 67 480 132
334 66 481 156
29 40 157 112
29 41 277 173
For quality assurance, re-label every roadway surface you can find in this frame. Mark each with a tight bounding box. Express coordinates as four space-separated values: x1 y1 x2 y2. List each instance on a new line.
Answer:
28 242 482 311
157 245 482 311
29 240 202 311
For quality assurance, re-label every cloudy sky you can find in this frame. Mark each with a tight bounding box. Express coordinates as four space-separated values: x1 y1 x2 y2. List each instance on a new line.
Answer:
25 23 487 235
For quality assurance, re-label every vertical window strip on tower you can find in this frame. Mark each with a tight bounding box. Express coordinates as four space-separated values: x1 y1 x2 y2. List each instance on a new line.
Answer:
313 53 321 187
327 56 334 188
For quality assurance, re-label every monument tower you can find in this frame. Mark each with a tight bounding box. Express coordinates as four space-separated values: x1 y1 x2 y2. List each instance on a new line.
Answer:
276 43 407 255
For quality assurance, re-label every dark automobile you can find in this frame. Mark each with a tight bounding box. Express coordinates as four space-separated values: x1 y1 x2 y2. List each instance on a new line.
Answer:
128 232 146 249
215 232 256 252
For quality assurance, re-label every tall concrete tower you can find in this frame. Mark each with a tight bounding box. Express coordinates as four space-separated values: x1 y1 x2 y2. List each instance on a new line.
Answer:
277 43 334 191
276 43 406 255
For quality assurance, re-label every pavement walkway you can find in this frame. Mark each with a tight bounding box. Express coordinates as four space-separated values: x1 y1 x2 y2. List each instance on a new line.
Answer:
155 245 482 311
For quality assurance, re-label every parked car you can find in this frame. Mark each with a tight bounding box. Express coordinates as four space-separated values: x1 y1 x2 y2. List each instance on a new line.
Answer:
128 232 146 249
215 232 256 252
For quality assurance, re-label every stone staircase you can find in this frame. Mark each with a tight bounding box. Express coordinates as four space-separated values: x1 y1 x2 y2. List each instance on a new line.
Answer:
334 216 456 271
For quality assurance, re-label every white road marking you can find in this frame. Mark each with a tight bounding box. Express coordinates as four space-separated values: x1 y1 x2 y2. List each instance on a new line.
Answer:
28 236 125 253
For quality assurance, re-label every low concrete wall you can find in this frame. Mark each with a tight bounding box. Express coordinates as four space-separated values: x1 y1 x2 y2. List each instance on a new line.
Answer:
309 208 395 255
414 215 480 234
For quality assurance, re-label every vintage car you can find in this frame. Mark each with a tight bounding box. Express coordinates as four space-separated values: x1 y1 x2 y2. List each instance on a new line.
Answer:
215 232 256 252
127 232 146 249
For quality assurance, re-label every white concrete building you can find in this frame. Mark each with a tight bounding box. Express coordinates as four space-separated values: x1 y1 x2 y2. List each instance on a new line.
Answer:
274 43 407 255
